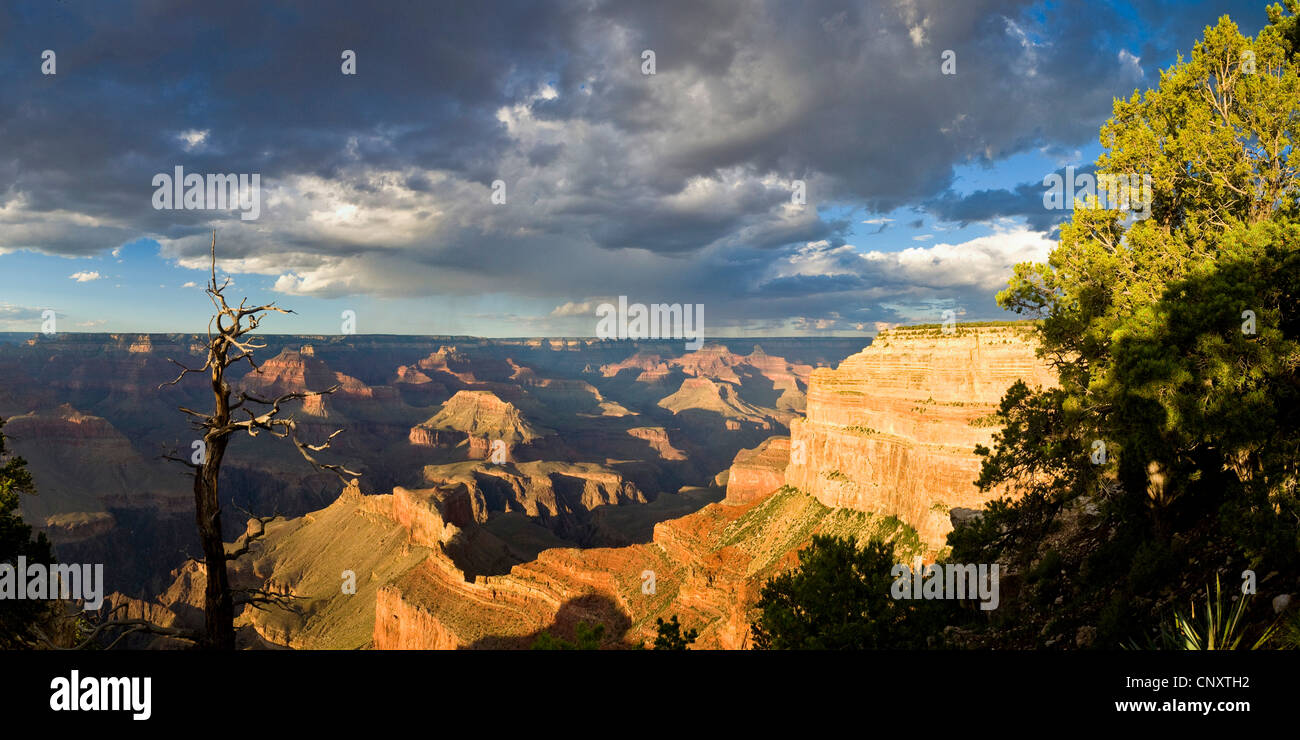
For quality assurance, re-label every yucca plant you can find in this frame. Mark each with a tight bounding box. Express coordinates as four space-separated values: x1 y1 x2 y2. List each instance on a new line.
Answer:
1131 575 1278 650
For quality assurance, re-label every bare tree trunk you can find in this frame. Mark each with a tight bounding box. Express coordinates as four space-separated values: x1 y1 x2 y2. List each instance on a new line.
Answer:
195 437 234 649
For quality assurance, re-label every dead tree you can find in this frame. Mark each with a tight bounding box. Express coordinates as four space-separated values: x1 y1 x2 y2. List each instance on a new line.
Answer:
161 231 358 649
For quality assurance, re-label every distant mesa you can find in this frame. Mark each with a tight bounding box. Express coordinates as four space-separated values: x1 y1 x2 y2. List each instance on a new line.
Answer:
412 346 514 384
239 346 395 417
657 377 774 430
601 343 811 414
410 390 548 458
626 426 688 460
597 351 674 384
672 343 749 384
419 459 647 531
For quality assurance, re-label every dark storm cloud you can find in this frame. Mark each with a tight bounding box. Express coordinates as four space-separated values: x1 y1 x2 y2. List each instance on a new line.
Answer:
922 165 1099 231
0 0 581 248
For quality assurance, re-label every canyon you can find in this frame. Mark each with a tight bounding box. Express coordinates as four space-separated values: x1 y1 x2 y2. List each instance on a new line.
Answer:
0 332 860 599
1 324 1055 647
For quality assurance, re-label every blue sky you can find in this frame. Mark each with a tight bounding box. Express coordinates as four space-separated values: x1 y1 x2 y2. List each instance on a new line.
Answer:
0 0 1273 336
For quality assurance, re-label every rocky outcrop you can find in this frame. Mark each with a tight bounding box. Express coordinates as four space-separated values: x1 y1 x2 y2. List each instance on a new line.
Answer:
371 484 923 649
373 585 464 649
420 460 647 528
410 390 546 459
131 459 924 650
626 426 687 460
403 346 514 386
785 323 1057 551
657 377 776 430
726 437 791 503
239 346 399 409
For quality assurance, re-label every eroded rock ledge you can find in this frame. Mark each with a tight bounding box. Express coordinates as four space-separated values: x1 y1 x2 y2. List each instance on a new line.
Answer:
785 324 1056 550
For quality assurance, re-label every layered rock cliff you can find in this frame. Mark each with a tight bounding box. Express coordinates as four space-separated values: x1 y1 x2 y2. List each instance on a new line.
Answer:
785 323 1056 550
0 332 865 604
6 404 191 534
369 482 920 649
726 437 791 504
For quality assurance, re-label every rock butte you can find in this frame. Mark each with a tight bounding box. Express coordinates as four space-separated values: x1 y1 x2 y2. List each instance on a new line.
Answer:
786 324 1056 550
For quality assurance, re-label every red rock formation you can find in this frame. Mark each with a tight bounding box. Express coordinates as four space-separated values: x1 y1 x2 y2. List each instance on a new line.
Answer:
420 461 647 524
785 324 1057 550
402 346 514 385
626 426 688 460
374 585 464 649
657 377 775 429
599 344 811 413
597 351 670 379
726 437 791 503
240 346 396 406
390 486 459 547
370 480 909 649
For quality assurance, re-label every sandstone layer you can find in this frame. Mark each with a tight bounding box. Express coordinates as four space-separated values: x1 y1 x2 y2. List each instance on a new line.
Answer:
725 437 791 504
369 483 920 649
785 323 1056 551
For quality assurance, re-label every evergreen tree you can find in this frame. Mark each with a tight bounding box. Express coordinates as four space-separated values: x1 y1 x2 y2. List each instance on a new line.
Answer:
652 614 698 650
963 5 1300 645
751 535 921 649
0 417 57 648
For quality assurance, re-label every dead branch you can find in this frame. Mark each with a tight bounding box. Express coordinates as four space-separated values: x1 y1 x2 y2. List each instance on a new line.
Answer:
224 502 281 561
30 602 201 650
232 587 303 614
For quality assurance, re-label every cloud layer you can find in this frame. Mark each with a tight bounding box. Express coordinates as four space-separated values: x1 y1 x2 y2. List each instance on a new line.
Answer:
0 0 1268 333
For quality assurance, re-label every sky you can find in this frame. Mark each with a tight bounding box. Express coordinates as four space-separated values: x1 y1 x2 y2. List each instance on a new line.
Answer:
0 0 1277 337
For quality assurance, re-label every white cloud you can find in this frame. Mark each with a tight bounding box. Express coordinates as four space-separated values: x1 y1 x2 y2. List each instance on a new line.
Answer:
177 129 209 150
69 271 102 282
775 228 1053 294
1118 49 1143 78
862 228 1053 290
550 299 612 317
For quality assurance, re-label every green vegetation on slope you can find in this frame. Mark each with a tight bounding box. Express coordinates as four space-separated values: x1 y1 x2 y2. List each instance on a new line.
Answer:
749 6 1300 650
957 5 1300 648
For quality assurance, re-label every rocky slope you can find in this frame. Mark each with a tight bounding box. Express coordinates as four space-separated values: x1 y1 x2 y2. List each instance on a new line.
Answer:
178 474 920 649
785 323 1056 551
373 478 921 649
416 459 647 546
657 377 778 429
5 404 190 535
